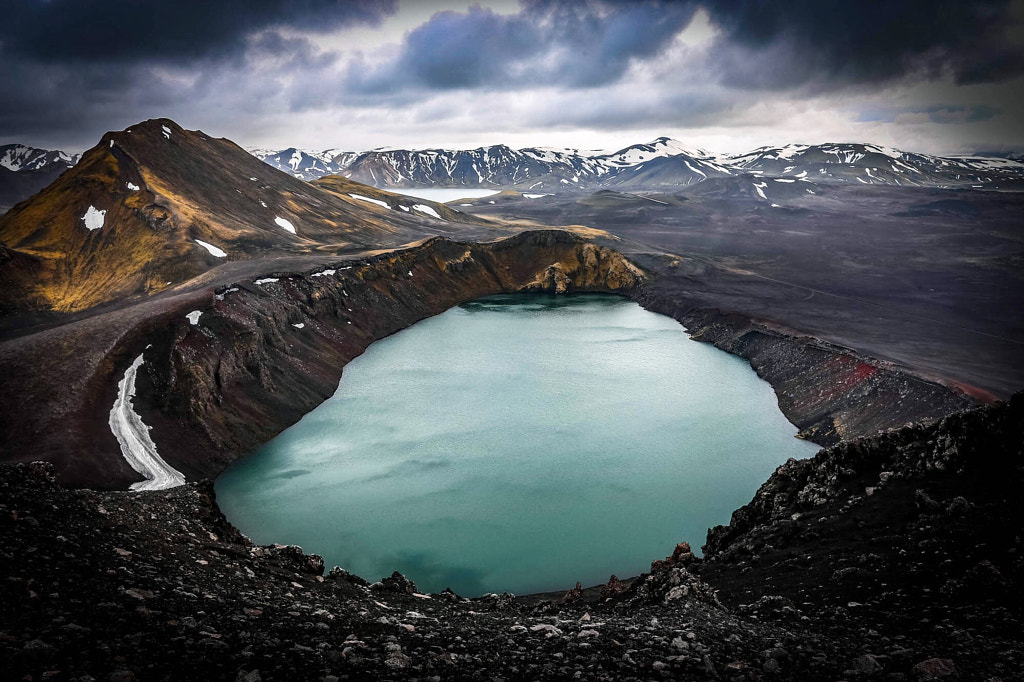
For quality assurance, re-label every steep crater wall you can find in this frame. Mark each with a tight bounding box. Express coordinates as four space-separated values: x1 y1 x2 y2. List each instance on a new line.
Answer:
134 230 645 485
634 293 977 447
73 228 974 489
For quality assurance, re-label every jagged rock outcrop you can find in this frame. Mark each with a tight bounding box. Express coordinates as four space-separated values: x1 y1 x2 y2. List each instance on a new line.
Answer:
630 542 721 607
702 393 1024 559
694 393 1023 679
522 242 646 293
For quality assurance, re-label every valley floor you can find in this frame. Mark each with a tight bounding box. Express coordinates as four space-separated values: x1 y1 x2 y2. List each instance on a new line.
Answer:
469 184 1024 398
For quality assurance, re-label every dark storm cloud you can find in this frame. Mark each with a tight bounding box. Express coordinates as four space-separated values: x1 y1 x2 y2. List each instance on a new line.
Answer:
1 0 1022 150
704 0 1024 89
344 0 1023 96
0 1 391 145
346 0 699 92
0 0 396 63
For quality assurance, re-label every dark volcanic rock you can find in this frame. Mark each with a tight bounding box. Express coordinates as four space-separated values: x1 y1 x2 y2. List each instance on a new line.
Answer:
376 571 419 595
697 393 1024 680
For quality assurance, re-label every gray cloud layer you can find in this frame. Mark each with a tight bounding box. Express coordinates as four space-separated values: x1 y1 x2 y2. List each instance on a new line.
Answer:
0 0 1021 152
346 0 1023 94
346 1 698 92
705 1 1023 88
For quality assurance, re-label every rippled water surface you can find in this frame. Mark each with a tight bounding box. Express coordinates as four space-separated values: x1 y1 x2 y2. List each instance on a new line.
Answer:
216 294 819 595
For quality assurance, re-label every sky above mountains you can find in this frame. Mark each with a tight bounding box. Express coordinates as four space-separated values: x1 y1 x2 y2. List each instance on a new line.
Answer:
1 0 1022 155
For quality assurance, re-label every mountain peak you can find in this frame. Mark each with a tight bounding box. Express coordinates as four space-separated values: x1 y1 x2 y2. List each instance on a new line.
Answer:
0 119 490 312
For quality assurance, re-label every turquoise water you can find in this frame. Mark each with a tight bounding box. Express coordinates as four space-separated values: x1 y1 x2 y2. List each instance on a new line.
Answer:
215 294 819 596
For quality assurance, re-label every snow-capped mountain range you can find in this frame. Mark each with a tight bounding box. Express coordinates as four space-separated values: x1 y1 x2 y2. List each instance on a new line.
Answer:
249 138 1024 191
250 137 741 189
0 144 80 173
0 144 83 214
247 148 359 181
3 137 1023 217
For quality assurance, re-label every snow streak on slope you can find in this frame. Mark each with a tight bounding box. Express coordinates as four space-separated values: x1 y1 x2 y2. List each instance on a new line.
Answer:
108 354 186 491
108 350 188 489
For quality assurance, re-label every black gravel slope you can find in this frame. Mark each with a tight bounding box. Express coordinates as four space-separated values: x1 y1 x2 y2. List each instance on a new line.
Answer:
1 394 1021 681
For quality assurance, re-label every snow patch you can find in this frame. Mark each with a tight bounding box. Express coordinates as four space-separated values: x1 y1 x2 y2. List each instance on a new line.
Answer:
412 204 442 219
292 322 305 329
349 193 390 209
194 239 227 258
126 182 140 191
108 354 186 491
274 216 296 234
81 206 106 231
162 125 171 140
185 311 202 325
310 269 336 278
215 287 239 301
523 193 547 199
254 277 279 285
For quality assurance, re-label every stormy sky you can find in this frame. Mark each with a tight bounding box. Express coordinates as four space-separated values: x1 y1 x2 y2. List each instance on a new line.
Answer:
1 0 1022 155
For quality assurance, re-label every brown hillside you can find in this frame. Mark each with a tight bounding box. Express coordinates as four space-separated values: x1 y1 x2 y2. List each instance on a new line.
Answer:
0 119 498 312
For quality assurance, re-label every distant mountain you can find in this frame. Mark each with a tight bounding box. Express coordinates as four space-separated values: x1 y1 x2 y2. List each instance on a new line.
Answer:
253 138 1024 191
0 144 80 172
971 150 1024 163
604 138 734 188
249 137 742 190
0 119 489 313
728 143 1024 188
249 147 357 180
0 144 81 214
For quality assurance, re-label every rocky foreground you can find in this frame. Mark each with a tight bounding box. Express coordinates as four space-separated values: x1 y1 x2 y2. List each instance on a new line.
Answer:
1 395 1021 681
